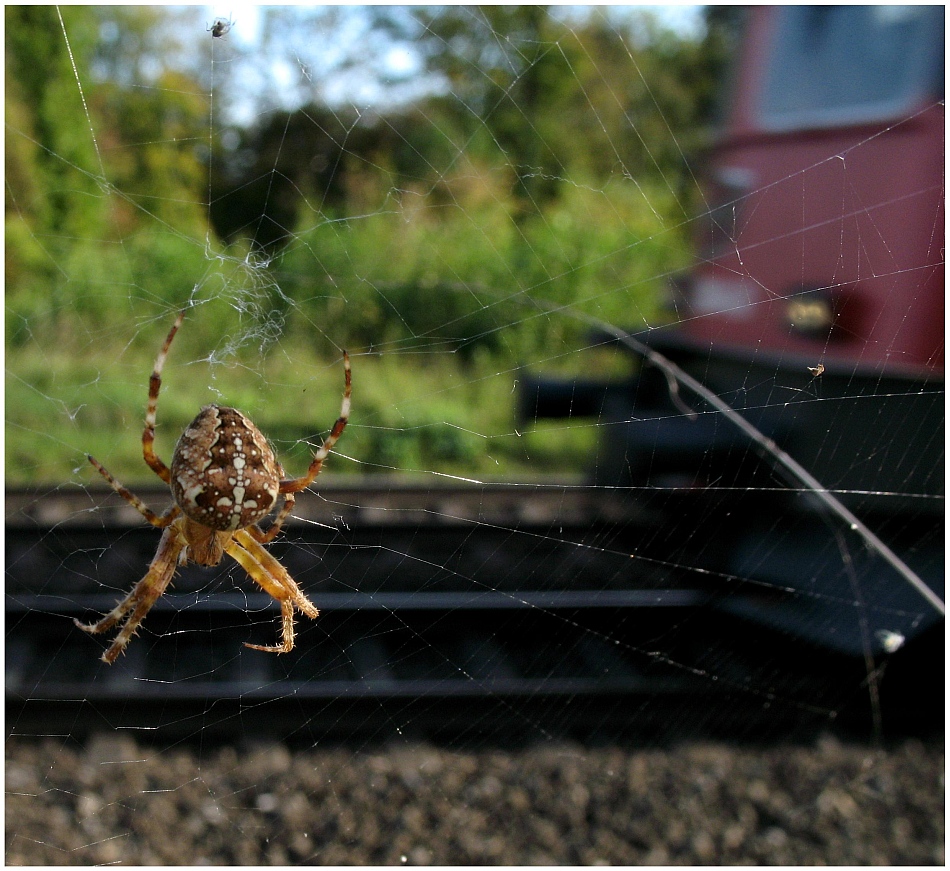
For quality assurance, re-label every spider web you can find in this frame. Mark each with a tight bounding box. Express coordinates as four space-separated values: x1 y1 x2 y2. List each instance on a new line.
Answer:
5 6 944 865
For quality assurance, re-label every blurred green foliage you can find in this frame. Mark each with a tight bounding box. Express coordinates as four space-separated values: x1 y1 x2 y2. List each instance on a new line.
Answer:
5 5 737 482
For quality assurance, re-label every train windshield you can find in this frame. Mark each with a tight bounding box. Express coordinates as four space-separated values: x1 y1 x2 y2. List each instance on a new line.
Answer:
759 5 944 130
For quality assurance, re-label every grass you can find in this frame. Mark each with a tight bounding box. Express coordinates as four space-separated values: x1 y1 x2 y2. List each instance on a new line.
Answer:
6 171 684 487
6 336 602 487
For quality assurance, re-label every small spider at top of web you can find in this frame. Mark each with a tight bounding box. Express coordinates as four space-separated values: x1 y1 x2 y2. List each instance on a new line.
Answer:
208 16 233 38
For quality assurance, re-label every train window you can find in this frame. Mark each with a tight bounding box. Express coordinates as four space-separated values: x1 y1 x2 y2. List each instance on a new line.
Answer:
759 6 944 131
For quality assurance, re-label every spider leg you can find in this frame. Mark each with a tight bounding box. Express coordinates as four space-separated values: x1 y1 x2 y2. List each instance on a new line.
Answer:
247 491 296 544
225 529 319 653
224 539 295 653
246 599 295 655
280 351 351 495
88 454 180 528
142 310 186 485
235 530 319 619
74 524 185 664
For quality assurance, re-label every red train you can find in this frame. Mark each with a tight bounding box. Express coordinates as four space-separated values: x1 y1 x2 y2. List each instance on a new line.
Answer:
685 6 944 375
523 7 944 670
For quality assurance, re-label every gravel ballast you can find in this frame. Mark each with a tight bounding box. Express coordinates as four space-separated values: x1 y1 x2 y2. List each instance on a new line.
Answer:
6 734 943 865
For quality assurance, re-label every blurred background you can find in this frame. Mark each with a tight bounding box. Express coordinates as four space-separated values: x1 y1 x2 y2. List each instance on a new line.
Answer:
6 5 736 482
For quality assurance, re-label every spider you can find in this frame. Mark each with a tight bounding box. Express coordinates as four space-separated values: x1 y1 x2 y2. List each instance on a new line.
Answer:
74 310 351 664
208 16 233 38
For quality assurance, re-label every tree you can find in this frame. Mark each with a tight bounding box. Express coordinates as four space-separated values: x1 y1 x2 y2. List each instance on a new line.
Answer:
412 6 573 221
6 6 212 338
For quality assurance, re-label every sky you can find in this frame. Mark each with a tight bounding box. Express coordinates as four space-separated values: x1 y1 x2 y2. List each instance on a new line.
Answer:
205 4 706 46
198 4 707 121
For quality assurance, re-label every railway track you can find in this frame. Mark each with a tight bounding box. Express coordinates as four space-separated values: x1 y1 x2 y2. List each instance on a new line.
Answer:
5 482 921 742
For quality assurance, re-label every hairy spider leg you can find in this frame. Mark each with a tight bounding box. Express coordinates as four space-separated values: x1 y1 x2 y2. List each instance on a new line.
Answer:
142 309 186 484
74 523 186 664
224 539 295 652
280 351 351 495
225 528 319 652
234 529 319 617
87 454 180 528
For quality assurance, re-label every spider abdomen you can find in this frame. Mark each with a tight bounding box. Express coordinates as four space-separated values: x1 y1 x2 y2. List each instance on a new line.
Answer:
170 405 282 531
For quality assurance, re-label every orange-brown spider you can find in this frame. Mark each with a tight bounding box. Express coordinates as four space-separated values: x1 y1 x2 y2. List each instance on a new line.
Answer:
74 310 351 664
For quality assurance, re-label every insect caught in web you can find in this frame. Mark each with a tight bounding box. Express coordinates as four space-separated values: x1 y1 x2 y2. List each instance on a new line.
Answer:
208 16 233 38
74 310 351 664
